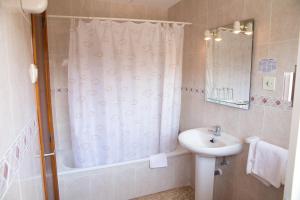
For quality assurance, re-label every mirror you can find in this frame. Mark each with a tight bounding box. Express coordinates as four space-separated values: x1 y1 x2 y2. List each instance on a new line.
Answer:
205 19 254 109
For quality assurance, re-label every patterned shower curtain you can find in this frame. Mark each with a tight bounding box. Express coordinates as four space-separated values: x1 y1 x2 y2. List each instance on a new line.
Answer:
68 19 184 168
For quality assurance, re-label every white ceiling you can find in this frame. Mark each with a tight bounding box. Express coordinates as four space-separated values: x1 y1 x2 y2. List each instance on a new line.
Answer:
110 0 181 9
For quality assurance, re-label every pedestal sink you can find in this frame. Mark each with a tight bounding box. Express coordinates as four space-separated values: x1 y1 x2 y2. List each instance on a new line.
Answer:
178 128 243 200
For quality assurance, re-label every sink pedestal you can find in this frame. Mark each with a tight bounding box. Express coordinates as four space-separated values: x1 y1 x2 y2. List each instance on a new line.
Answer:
178 128 243 200
195 155 216 200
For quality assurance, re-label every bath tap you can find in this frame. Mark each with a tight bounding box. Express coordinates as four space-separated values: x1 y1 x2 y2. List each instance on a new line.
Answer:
209 125 221 136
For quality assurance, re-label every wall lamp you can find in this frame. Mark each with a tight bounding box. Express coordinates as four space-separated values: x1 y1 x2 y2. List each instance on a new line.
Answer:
204 20 253 41
204 29 222 42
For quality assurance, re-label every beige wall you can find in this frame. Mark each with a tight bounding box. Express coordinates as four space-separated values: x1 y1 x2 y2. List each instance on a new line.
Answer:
47 0 168 20
168 0 300 199
0 0 44 199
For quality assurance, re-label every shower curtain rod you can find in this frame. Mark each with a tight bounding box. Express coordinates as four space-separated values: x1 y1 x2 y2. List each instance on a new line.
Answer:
47 15 192 25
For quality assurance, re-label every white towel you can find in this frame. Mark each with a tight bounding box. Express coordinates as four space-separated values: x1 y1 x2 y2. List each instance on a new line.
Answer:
149 153 168 169
246 141 271 186
247 140 288 188
246 142 257 174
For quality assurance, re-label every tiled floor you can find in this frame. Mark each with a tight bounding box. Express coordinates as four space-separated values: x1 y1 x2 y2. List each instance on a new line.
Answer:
133 187 194 200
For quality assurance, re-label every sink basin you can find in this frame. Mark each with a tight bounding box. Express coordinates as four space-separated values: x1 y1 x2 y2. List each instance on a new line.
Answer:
178 128 243 200
178 128 243 157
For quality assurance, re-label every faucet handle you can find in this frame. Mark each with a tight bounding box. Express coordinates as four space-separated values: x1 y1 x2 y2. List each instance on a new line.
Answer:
215 125 221 132
210 125 221 136
208 125 221 133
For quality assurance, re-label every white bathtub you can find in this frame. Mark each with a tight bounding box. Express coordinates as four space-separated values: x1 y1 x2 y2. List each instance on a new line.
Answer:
56 146 194 200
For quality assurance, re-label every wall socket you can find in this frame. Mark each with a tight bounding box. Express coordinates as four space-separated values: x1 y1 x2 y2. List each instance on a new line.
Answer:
263 76 276 91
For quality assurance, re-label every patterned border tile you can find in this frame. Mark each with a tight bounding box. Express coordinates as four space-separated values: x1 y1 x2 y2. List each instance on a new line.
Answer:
181 86 292 110
250 95 292 110
53 86 293 110
0 116 38 199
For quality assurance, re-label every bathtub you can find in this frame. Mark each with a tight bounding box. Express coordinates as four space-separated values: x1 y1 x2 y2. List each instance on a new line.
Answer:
56 146 194 200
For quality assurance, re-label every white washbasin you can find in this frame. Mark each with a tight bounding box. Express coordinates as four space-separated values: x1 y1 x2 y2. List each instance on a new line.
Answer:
178 128 243 157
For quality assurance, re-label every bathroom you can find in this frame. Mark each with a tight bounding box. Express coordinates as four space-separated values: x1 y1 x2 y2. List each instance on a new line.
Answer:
1 0 300 199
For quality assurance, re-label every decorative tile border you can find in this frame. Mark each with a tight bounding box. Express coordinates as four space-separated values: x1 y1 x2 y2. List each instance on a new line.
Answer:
0 116 38 199
53 86 292 110
250 95 292 110
181 87 205 99
181 86 292 110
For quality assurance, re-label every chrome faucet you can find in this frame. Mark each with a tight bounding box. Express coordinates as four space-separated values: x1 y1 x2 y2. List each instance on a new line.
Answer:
209 125 221 136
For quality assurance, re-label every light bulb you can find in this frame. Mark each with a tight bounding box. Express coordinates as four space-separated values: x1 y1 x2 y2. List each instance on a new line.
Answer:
204 30 212 41
245 22 253 35
233 21 241 34
215 31 222 42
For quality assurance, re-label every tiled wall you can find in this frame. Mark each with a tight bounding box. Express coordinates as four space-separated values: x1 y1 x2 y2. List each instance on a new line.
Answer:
58 150 193 200
0 118 43 200
168 0 300 199
47 0 168 20
0 0 44 199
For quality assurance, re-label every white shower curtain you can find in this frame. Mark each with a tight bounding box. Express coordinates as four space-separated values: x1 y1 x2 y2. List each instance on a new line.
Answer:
68 20 184 168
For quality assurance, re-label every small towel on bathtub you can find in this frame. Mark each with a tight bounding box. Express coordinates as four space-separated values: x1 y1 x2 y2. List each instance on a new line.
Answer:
149 153 168 169
247 140 288 188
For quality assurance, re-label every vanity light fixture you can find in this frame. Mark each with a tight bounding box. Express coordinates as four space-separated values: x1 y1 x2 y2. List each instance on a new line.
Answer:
204 20 253 41
245 22 253 35
233 21 241 34
214 30 222 42
204 30 212 41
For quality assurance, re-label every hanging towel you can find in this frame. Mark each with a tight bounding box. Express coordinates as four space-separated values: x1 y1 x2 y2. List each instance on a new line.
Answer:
246 141 271 186
246 141 257 174
246 140 288 188
149 153 168 169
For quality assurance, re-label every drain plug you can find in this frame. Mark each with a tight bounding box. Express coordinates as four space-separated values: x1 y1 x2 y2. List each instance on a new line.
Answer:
214 168 223 176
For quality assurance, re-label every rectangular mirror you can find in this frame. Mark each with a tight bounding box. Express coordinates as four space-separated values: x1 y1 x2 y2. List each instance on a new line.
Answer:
205 19 254 109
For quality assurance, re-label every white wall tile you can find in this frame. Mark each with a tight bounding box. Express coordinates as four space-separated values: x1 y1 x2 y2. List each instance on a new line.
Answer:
2 179 21 200
60 174 91 200
168 0 298 199
58 153 193 200
0 0 44 199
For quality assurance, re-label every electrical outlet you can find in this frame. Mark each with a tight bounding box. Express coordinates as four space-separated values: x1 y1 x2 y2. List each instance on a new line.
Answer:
263 76 276 91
